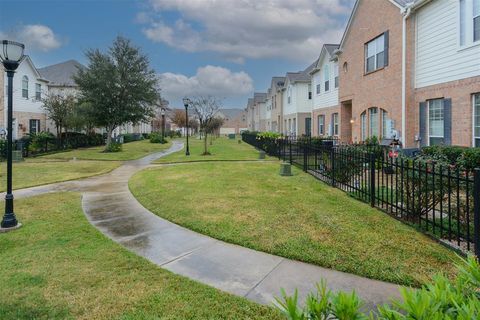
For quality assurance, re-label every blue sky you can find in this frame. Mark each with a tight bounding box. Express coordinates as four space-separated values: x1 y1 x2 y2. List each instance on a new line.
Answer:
0 0 354 109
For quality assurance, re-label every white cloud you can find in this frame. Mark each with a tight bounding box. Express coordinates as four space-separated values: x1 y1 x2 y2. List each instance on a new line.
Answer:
0 24 62 52
142 0 354 62
159 65 254 102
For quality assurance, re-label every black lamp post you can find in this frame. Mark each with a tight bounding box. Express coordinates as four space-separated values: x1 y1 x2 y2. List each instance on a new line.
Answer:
161 107 166 142
182 97 191 156
0 40 25 230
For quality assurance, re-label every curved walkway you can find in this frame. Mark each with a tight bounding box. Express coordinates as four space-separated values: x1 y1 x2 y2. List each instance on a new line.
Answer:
9 141 401 310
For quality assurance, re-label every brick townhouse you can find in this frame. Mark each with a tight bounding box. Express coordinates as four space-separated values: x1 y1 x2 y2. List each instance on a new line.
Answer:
336 0 480 147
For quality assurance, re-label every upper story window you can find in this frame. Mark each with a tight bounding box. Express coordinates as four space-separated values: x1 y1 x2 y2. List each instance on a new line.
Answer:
316 84 320 94
324 65 330 92
287 86 292 104
22 76 29 98
334 64 339 88
460 0 480 45
365 32 388 73
308 84 312 100
35 83 41 101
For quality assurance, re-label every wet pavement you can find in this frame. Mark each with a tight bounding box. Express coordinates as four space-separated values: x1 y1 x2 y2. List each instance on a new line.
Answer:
8 141 402 310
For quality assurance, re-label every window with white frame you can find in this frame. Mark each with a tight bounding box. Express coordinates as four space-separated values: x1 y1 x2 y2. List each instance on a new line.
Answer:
318 115 325 135
460 0 480 45
334 64 339 88
382 109 389 138
35 83 41 101
332 113 339 136
316 84 320 94
360 111 367 141
474 93 480 147
428 99 444 146
29 119 40 134
22 76 29 98
324 65 330 92
369 107 379 137
287 86 292 104
293 118 296 135
308 84 312 100
365 34 385 73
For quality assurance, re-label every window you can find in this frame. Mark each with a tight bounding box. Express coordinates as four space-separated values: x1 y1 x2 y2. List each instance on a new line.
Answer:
318 115 325 135
29 119 40 134
35 83 41 101
360 112 367 141
428 99 444 145
369 107 379 137
22 76 29 98
382 109 389 138
316 84 321 94
460 0 480 45
287 86 292 104
293 118 296 135
332 113 339 136
334 64 339 88
308 84 312 100
288 119 291 133
365 33 386 73
324 65 330 92
474 94 480 147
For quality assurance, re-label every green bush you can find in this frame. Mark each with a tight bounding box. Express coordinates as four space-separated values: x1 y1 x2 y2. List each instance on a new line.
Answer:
149 132 168 144
104 142 122 153
121 133 144 143
276 255 480 320
420 145 480 171
28 132 56 154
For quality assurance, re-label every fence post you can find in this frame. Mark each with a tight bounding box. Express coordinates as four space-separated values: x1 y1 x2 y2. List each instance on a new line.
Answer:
289 138 292 164
330 147 335 187
303 141 308 172
370 153 376 207
474 168 480 259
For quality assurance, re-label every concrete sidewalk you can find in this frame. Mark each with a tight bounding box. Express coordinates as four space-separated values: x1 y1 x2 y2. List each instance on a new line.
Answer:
10 141 401 310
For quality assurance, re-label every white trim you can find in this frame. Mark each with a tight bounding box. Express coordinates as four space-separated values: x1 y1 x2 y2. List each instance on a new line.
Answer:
474 93 480 147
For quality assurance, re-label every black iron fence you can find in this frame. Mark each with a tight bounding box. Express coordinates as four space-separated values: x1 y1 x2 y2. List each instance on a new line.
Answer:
242 132 480 258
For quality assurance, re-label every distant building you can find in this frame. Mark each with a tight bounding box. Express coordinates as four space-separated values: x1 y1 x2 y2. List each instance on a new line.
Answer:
215 108 247 134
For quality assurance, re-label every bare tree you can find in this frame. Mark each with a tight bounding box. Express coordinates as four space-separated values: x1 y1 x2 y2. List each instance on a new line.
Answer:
191 96 222 155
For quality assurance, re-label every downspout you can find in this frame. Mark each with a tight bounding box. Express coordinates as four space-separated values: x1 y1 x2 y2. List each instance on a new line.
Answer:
401 3 413 146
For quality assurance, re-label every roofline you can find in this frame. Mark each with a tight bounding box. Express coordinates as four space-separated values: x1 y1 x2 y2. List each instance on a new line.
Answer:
22 55 49 83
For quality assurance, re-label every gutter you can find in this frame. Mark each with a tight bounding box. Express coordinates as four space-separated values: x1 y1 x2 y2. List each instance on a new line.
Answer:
401 2 414 146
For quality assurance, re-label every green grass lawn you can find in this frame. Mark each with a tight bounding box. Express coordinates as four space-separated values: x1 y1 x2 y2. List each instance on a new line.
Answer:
40 140 172 161
0 193 280 320
0 159 120 192
154 136 269 163
129 162 459 287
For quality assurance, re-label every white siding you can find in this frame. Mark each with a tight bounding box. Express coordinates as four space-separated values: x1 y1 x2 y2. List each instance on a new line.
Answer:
283 82 312 116
312 54 338 109
3 59 46 116
415 0 480 88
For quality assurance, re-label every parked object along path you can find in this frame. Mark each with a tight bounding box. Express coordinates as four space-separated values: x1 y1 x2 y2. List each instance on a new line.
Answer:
6 141 401 310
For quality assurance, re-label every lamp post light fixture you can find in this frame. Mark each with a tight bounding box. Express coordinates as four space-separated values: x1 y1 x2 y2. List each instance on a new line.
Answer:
161 107 166 142
182 97 191 156
0 40 25 231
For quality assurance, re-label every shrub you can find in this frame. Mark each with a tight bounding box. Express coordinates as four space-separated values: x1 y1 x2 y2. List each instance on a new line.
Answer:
122 133 144 143
28 132 56 154
275 255 480 320
420 145 480 171
149 132 167 144
104 142 122 153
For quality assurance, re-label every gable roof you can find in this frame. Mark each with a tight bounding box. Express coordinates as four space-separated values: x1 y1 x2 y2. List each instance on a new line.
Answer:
270 76 285 91
312 44 340 73
253 92 267 104
38 60 86 87
285 61 316 84
339 0 412 50
21 56 47 82
216 108 244 120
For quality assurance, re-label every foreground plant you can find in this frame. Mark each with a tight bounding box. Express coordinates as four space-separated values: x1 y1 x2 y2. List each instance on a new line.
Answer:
275 255 480 320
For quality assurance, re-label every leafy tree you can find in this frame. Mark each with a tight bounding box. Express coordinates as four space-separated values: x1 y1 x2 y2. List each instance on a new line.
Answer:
171 109 187 128
191 96 222 155
41 93 75 139
74 36 159 149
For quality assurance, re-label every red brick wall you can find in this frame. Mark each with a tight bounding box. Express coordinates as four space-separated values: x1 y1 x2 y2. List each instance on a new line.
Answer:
338 0 415 145
312 106 340 137
413 76 480 147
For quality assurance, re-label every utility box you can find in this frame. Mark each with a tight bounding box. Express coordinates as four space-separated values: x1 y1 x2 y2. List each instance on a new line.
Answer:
279 162 292 176
228 134 235 139
259 151 266 159
12 150 23 162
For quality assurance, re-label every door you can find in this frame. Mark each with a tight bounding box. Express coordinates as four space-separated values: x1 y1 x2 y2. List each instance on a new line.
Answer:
305 117 311 136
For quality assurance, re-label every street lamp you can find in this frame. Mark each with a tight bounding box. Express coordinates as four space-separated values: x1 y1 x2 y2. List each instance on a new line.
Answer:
161 107 166 142
0 40 25 230
182 97 191 156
